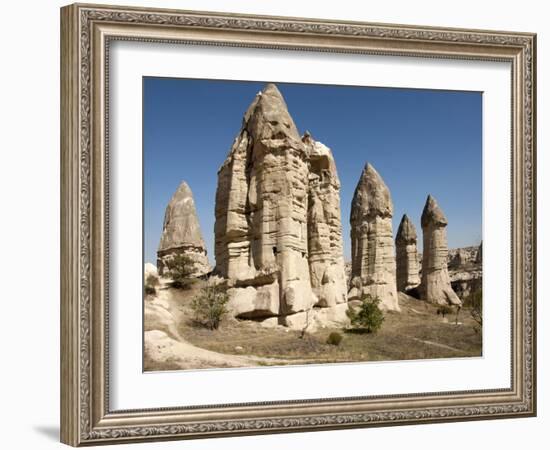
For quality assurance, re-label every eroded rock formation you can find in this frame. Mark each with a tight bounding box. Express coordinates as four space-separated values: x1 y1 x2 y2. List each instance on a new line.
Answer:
395 214 421 292
157 181 210 277
349 163 399 311
215 84 349 328
448 244 482 299
303 132 347 308
419 195 461 305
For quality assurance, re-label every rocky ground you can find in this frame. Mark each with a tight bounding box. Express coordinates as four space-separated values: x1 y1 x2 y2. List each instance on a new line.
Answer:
144 279 482 372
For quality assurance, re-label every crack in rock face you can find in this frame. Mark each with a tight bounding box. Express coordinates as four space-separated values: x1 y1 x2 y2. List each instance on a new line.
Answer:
213 84 349 328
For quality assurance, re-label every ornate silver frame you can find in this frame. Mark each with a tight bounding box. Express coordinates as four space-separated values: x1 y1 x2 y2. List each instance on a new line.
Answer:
60 3 536 446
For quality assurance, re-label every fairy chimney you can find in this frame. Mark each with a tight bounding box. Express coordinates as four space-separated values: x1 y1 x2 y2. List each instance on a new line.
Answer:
349 163 399 311
157 181 210 277
214 83 316 321
419 195 461 305
395 214 421 292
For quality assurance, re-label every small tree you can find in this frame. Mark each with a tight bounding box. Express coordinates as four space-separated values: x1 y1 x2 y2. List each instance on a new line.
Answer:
346 294 385 333
436 304 454 319
465 289 482 333
454 305 462 325
144 274 158 296
164 254 196 289
190 283 229 330
146 273 159 286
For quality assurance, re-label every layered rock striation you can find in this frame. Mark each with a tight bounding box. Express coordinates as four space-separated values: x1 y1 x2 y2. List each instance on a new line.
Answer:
349 163 399 311
419 195 461 305
157 181 210 277
395 214 421 292
214 84 348 328
303 132 348 308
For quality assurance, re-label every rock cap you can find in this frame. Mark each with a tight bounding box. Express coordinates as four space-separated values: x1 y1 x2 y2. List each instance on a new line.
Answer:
158 181 206 252
243 83 302 144
421 194 448 228
396 214 417 244
351 163 393 222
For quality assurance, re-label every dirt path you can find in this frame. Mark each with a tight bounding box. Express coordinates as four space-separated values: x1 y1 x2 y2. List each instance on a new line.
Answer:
404 336 467 355
144 285 323 370
145 329 317 370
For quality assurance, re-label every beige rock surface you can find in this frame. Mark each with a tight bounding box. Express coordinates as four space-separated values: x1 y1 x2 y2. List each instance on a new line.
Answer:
419 195 461 305
281 305 351 332
395 214 421 292
303 132 347 308
214 84 348 325
143 281 309 370
448 243 482 299
157 181 210 277
144 262 159 281
214 83 314 318
144 289 179 339
349 163 399 311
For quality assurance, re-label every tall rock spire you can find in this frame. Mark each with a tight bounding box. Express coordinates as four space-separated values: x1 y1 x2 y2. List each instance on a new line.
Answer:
419 195 461 305
157 181 210 277
395 214 421 292
214 84 350 330
349 163 399 311
303 132 347 307
214 83 315 322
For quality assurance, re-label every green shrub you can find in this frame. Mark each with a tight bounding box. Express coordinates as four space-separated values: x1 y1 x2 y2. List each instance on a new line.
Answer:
146 273 159 287
346 294 385 333
164 254 196 289
144 273 158 296
326 332 343 346
191 283 229 330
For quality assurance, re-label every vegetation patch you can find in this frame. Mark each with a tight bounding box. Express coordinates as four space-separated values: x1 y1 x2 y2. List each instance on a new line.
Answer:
346 295 385 334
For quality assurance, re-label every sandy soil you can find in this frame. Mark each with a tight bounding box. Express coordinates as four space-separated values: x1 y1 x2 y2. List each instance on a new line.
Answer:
144 280 482 372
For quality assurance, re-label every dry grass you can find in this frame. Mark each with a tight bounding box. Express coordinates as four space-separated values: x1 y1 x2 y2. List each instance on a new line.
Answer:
167 282 482 367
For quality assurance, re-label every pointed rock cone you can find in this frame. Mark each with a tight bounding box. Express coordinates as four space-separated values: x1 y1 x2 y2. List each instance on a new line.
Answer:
395 214 421 292
350 163 393 221
419 195 461 305
157 181 210 277
349 163 399 311
215 83 315 323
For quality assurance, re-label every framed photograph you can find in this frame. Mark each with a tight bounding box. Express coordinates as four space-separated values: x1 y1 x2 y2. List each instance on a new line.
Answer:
60 3 536 446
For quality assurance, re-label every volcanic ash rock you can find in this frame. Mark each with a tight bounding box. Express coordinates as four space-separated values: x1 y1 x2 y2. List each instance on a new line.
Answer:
214 83 316 320
395 214 421 292
303 132 347 307
349 163 399 311
419 195 461 305
157 181 210 277
447 243 482 300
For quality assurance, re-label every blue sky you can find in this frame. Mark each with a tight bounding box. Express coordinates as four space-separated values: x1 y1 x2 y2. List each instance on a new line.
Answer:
143 78 482 265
